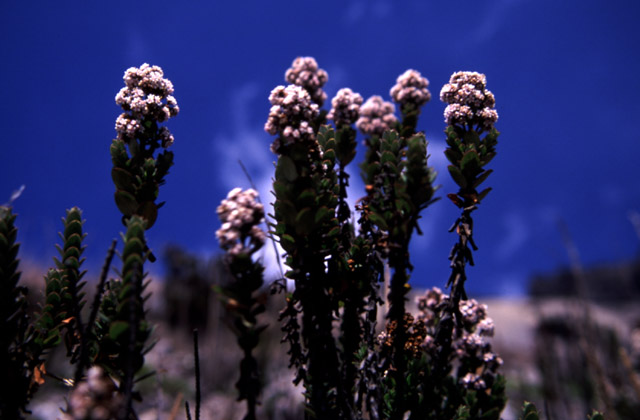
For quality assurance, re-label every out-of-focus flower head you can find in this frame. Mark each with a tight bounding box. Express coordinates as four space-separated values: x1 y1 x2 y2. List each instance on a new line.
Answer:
115 63 179 147
216 188 266 256
390 69 431 109
264 84 319 154
356 95 398 137
327 88 363 127
62 366 123 420
440 71 497 131
415 287 502 391
285 57 329 106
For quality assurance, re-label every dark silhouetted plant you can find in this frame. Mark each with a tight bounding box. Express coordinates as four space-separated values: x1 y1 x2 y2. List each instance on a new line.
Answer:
0 205 38 419
215 188 269 420
261 58 505 420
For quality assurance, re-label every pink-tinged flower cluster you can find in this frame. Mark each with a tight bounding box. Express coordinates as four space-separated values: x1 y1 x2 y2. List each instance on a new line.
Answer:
264 85 319 154
327 88 363 127
216 188 266 256
390 69 431 108
415 287 503 392
115 63 179 147
356 95 398 137
440 71 497 131
285 57 329 106
62 366 123 420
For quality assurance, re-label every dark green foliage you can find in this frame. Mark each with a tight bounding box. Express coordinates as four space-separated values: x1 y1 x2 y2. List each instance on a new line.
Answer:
517 401 605 420
93 216 152 388
51 207 87 361
519 401 540 420
272 125 347 417
444 126 498 209
0 206 36 419
216 251 267 420
111 139 173 229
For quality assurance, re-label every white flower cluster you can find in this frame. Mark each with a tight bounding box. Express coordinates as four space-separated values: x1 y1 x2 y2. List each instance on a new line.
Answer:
440 71 497 131
264 85 319 153
416 287 503 392
216 188 266 256
390 69 431 108
285 56 329 106
115 63 179 147
327 88 363 127
62 367 123 420
356 95 398 137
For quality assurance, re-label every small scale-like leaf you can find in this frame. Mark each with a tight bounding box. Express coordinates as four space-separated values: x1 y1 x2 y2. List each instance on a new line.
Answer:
138 201 158 229
460 150 480 172
314 206 332 224
380 150 396 165
276 155 298 182
519 401 540 420
477 187 492 202
368 212 388 231
323 149 336 163
115 190 138 217
294 208 314 235
109 321 130 341
473 169 493 189
46 291 62 306
280 234 296 252
448 165 467 189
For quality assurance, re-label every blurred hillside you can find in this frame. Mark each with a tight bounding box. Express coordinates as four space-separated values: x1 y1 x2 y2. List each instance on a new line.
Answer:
18 247 640 419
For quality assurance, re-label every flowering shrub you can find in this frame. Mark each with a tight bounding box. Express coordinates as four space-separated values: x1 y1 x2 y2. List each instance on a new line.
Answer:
0 58 611 420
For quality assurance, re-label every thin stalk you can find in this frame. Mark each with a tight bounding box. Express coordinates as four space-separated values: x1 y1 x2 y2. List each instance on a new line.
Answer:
75 238 117 384
193 329 201 420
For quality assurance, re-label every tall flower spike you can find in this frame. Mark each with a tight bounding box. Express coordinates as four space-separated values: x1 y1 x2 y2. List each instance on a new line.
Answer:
440 71 497 132
285 56 328 106
111 64 178 229
115 63 179 147
216 188 266 256
264 85 319 154
327 88 363 127
390 69 431 109
356 95 398 137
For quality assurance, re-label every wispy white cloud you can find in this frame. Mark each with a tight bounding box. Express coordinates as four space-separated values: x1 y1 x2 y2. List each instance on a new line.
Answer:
494 210 530 261
212 83 284 278
470 0 531 45
343 0 394 24
124 28 152 64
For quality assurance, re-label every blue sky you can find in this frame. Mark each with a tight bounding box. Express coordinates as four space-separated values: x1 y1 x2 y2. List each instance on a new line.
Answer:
1 1 639 296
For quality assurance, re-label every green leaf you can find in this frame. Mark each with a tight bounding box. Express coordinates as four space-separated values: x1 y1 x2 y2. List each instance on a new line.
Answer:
46 291 61 306
111 167 136 191
519 401 540 420
276 155 298 182
448 165 467 189
326 226 340 237
314 206 332 224
138 201 158 229
323 149 336 163
460 150 480 172
295 208 314 235
380 150 396 165
473 169 493 189
477 187 492 202
280 234 296 252
588 413 604 420
115 190 138 217
444 147 461 164
368 212 388 231
109 321 130 341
